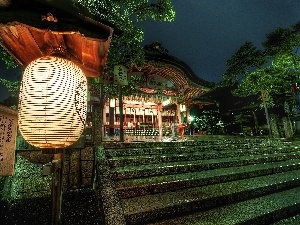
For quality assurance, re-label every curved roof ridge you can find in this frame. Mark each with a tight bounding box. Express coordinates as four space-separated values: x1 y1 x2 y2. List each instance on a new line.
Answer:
144 42 215 88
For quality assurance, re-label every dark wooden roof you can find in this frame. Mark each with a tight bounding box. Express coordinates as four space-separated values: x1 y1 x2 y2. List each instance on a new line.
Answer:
0 0 117 77
131 42 215 102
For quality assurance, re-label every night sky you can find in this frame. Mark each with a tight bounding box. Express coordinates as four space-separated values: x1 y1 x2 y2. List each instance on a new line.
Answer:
139 0 300 83
1 1 300 101
0 61 21 102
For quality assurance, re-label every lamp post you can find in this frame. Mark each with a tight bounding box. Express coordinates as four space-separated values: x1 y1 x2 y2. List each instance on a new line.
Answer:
18 56 87 225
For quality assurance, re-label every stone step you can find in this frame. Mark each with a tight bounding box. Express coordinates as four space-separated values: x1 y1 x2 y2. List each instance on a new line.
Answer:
111 151 300 180
105 142 274 158
116 158 300 198
104 138 271 156
108 146 298 167
145 186 300 225
273 214 300 225
122 170 300 224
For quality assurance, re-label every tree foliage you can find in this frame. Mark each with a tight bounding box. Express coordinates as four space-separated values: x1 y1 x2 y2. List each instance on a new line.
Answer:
76 0 175 70
0 78 20 97
263 27 300 57
192 110 224 135
79 0 175 97
0 47 18 69
222 41 266 86
222 22 300 107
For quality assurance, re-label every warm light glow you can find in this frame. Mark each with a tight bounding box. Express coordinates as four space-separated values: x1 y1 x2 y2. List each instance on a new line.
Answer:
162 98 171 106
180 104 186 112
109 98 116 108
18 56 87 148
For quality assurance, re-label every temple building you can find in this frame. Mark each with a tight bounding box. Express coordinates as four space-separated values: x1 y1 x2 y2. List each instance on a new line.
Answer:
90 42 215 139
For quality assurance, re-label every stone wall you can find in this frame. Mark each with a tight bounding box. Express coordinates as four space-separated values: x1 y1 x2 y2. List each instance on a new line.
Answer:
63 147 94 190
2 151 52 200
1 147 94 200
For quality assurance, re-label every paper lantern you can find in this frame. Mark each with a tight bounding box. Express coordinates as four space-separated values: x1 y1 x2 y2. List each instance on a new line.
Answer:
180 104 186 112
109 98 116 108
18 56 87 148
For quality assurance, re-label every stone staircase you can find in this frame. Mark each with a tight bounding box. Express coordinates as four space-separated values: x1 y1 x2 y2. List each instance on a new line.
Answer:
98 137 300 225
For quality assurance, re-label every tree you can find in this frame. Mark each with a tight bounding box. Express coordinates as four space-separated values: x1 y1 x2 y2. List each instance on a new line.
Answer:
222 23 300 107
0 78 20 97
77 0 175 69
233 113 252 134
221 41 266 86
263 26 300 58
0 48 19 69
192 109 224 135
222 22 300 137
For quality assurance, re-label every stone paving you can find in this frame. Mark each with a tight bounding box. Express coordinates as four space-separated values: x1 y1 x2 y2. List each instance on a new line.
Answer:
96 135 300 225
2 135 300 224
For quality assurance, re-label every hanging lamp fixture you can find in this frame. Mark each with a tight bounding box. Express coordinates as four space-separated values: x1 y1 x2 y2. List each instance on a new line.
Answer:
18 55 87 149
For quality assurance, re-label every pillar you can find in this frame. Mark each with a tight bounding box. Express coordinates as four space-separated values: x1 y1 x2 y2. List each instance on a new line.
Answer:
103 104 107 136
119 85 124 142
93 83 103 145
186 105 190 124
109 106 115 136
157 103 162 137
176 103 181 124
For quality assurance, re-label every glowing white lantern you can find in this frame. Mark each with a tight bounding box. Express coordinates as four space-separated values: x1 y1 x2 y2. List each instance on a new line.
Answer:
109 98 116 108
180 104 186 112
162 98 171 106
18 56 87 149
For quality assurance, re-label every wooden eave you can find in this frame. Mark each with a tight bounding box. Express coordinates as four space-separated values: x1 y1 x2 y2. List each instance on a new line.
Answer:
0 0 117 77
146 53 214 89
132 52 215 102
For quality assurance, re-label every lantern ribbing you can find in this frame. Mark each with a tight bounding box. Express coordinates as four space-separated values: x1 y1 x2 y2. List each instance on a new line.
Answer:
18 56 87 148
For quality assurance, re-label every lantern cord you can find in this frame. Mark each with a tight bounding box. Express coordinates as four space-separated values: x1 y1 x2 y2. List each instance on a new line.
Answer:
50 44 69 59
50 45 81 65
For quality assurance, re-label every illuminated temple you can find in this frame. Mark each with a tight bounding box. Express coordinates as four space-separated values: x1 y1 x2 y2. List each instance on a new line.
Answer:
2 2 300 225
90 42 215 139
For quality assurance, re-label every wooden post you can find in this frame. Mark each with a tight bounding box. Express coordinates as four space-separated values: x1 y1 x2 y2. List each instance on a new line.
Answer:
157 103 162 137
109 104 115 136
51 152 64 225
119 85 124 142
261 90 272 137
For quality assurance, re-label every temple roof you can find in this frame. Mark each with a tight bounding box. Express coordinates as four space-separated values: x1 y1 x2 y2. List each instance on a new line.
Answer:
131 42 215 102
